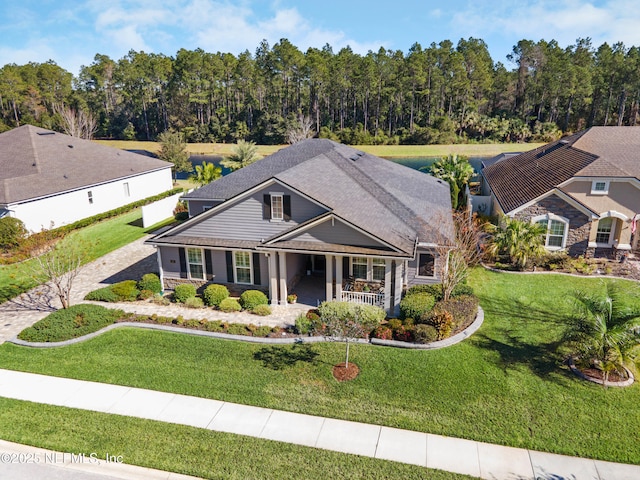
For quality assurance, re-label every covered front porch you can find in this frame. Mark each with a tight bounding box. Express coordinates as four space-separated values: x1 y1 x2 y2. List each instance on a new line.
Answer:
264 251 405 316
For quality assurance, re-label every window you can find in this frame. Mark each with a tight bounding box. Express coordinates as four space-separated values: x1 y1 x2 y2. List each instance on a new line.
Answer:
591 180 609 194
187 248 204 280
372 258 386 281
417 253 435 277
596 217 613 244
234 251 252 284
351 257 368 279
87 191 93 204
535 215 568 250
271 194 283 220
202 206 212 212
123 182 130 197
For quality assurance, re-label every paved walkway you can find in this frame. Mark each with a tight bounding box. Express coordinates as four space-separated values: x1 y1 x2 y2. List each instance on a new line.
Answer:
0 369 638 480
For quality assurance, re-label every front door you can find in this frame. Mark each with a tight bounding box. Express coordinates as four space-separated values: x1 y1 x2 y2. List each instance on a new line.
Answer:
312 254 326 273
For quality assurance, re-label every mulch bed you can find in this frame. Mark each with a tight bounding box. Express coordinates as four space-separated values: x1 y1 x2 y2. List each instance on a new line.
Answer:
332 362 360 381
580 367 629 383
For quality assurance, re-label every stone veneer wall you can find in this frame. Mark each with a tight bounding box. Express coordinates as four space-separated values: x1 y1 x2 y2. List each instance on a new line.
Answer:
164 277 268 296
513 194 591 257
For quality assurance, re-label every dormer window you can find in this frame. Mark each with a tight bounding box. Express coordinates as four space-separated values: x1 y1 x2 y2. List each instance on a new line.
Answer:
591 180 609 195
263 193 291 221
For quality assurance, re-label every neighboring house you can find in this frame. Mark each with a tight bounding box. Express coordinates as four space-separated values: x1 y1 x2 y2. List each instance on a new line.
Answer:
482 127 640 259
0 125 173 232
146 139 454 315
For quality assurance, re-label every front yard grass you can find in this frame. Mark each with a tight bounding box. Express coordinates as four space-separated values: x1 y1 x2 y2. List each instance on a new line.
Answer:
0 209 173 304
1 269 639 464
0 398 471 480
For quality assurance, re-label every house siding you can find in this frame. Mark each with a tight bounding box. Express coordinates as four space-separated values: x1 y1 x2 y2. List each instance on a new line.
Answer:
181 185 327 240
188 200 223 216
513 194 591 256
407 249 441 286
290 217 388 248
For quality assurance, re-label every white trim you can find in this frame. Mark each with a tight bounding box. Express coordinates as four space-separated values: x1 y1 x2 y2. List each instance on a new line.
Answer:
508 188 597 219
233 250 253 285
255 245 409 259
598 210 628 221
594 217 615 246
270 193 284 221
186 247 205 281
532 213 569 251
415 252 436 279
590 180 609 195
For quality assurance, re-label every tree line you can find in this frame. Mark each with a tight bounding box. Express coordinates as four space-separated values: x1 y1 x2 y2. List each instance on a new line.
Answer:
1 37 640 144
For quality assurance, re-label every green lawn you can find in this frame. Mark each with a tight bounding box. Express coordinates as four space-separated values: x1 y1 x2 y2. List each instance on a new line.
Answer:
95 139 543 158
0 210 174 304
1 269 639 465
0 398 472 480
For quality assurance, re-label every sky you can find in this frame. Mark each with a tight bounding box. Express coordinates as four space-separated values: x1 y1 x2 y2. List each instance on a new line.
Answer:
1 0 640 76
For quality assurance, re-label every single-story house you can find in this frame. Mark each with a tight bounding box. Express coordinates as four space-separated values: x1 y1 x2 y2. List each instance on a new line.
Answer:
0 125 173 232
146 139 454 315
482 127 640 259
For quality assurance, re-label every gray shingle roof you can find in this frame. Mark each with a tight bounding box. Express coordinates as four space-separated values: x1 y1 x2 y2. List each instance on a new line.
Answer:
0 125 171 204
181 139 454 252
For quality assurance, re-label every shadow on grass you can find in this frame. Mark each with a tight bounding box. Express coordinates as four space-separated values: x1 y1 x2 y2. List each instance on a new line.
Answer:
253 344 320 370
477 295 573 327
474 331 570 385
127 218 144 228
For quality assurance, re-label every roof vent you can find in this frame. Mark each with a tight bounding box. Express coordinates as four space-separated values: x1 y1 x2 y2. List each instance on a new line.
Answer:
37 132 55 136
68 144 74 148
63 174 68 179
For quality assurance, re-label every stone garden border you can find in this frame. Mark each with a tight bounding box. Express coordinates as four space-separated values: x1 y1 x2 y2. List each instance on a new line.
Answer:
568 357 635 387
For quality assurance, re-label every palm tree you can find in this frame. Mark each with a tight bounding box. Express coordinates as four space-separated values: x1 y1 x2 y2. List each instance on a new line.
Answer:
568 282 640 385
189 161 222 187
422 154 474 209
486 216 546 269
221 140 260 171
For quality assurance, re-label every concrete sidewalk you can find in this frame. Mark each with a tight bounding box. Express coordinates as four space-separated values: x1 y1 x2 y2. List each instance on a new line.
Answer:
0 369 638 480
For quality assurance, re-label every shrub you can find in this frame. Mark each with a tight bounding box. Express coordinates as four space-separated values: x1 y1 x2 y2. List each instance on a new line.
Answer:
203 284 230 307
151 294 170 305
111 280 140 302
426 295 479 330
295 314 313 335
430 310 454 340
239 290 269 310
84 286 119 302
18 305 123 342
174 284 197 303
406 284 443 300
371 325 393 340
226 323 249 335
451 283 474 297
254 325 273 337
204 320 224 332
138 273 162 294
219 298 241 312
393 325 414 342
414 324 438 344
252 304 272 316
399 292 436 320
184 296 205 308
137 289 155 300
0 217 27 250
318 301 386 325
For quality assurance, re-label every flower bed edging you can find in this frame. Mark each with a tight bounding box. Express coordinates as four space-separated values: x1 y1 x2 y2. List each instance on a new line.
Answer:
371 306 484 350
568 357 635 387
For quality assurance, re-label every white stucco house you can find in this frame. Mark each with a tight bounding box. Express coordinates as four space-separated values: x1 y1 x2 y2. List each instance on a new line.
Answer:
0 125 173 232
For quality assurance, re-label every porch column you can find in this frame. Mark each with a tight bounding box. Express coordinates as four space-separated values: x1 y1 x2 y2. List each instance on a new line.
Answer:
325 254 333 302
335 255 343 302
268 253 278 305
156 248 165 293
384 259 392 313
278 252 288 305
393 260 404 317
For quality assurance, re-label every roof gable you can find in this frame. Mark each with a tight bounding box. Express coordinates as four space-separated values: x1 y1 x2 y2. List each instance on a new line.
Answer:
0 125 171 204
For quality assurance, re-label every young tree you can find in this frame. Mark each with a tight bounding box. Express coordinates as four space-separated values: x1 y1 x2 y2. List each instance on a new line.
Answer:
157 130 191 181
32 243 88 309
567 282 640 385
485 216 546 270
189 161 222 187
221 140 260 171
319 303 384 368
435 209 485 301
423 155 474 209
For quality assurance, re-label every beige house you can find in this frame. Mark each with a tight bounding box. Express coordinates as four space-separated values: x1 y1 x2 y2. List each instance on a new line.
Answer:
482 127 640 259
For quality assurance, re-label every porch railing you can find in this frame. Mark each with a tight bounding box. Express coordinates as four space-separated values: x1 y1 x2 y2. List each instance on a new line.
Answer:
340 291 384 307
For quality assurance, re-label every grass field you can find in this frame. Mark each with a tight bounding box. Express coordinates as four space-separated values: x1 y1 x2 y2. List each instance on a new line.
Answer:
1 269 639 465
0 398 472 480
95 140 543 158
0 210 174 304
